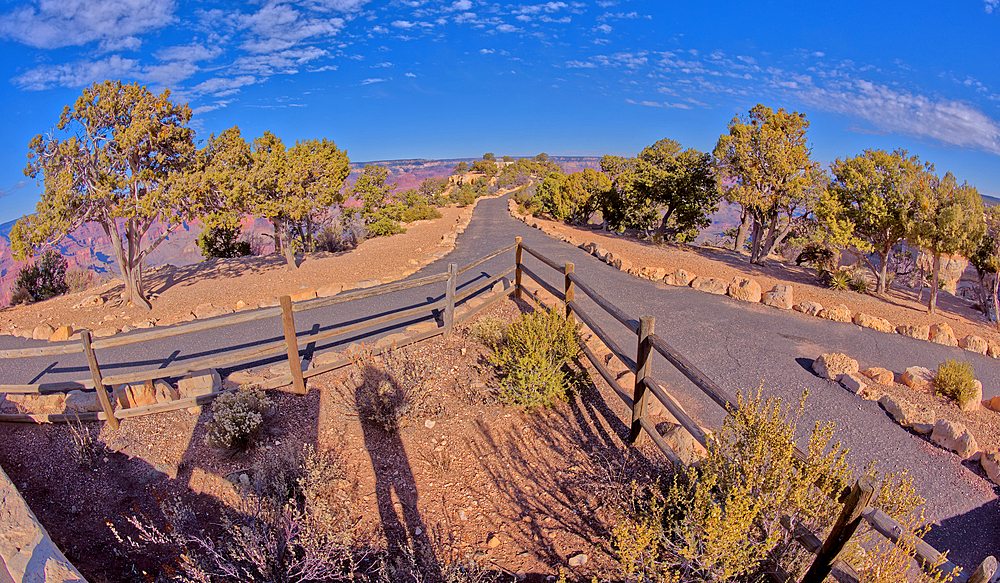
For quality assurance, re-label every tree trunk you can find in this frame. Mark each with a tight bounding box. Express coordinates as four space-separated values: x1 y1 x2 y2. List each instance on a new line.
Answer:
277 218 297 270
876 248 890 294
975 270 991 317
929 253 940 314
106 221 152 309
654 206 676 240
760 209 791 261
993 271 999 331
749 216 765 263
734 205 751 253
916 266 925 303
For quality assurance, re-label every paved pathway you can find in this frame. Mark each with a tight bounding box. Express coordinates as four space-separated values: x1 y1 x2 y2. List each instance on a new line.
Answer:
1 193 998 568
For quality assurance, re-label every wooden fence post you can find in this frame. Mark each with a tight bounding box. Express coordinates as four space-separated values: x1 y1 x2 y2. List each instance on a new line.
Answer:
564 262 575 320
968 556 997 583
80 330 118 430
279 296 307 395
629 315 655 444
444 262 458 340
801 476 876 583
515 237 523 300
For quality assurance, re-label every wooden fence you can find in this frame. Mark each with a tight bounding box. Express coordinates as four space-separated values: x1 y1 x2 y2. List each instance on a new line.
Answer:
0 243 517 429
511 236 997 583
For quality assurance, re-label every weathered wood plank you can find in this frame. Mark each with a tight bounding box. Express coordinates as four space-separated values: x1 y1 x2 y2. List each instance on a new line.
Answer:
779 516 860 583
630 316 655 445
301 327 445 381
444 263 458 341
293 298 447 348
518 242 564 273
91 308 282 350
566 299 637 373
455 266 515 303
0 381 94 394
638 416 683 468
578 336 633 409
0 343 84 359
802 477 876 583
280 296 307 395
861 506 968 583
0 411 107 423
101 339 288 385
518 264 566 301
81 330 117 430
455 284 515 325
643 376 710 448
566 271 639 334
292 271 450 312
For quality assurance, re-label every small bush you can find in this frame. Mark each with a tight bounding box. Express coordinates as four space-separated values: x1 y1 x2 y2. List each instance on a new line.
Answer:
400 204 442 222
197 224 252 259
366 217 407 237
66 268 101 293
352 346 440 433
850 275 870 294
467 315 507 347
828 270 851 291
454 188 476 207
66 416 102 469
795 243 835 271
204 386 273 452
934 359 977 408
489 309 579 409
11 250 68 304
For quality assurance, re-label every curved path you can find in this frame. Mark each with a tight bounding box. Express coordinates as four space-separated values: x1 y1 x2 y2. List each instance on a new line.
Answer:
2 194 998 567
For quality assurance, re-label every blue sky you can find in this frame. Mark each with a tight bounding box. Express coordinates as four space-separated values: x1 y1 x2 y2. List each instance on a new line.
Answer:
1 0 999 224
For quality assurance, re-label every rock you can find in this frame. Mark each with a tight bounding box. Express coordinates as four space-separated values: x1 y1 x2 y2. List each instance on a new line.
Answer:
487 535 501 548
311 351 344 369
178 369 221 399
49 325 74 342
154 380 180 404
917 252 967 294
132 318 156 329
664 269 694 286
728 277 762 302
161 312 196 326
194 303 232 319
818 304 852 323
126 381 157 408
838 373 868 395
355 279 381 289
407 321 439 334
960 381 983 413
234 300 248 310
595 248 609 261
878 396 935 433
568 554 589 567
862 367 895 385
612 256 633 272
269 360 308 376
290 287 317 302
317 283 344 298
187 406 203 416
984 395 1000 412
113 385 130 409
492 280 507 294
989 343 1000 359
658 422 707 464
689 276 727 295
424 420 436 429
93 327 119 338
982 450 1000 487
930 419 979 459
762 285 794 309
32 323 55 340
649 267 668 281
896 324 930 341
794 301 823 316
901 366 934 392
64 390 104 413
259 296 281 308
73 294 105 308
812 353 859 380
959 335 989 355
853 313 894 333
227 371 260 385
929 323 958 347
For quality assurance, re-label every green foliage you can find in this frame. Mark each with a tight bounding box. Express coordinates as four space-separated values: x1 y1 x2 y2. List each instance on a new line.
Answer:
454 161 468 174
453 184 477 207
11 250 68 305
489 309 579 409
934 359 977 409
850 274 870 293
204 386 273 452
13 80 199 308
820 149 932 293
828 270 852 290
197 224 251 259
400 204 442 222
794 242 836 271
470 158 498 178
714 104 821 264
347 164 406 238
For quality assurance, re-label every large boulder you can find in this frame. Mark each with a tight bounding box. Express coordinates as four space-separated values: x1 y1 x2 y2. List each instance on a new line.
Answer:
878 396 935 433
125 381 157 408
178 369 221 399
930 419 979 459
49 325 75 342
959 335 989 355
290 287 317 302
64 389 105 413
896 324 930 341
762 285 794 309
929 323 958 347
317 283 343 298
794 301 823 316
728 277 762 303
982 450 1000 487
194 303 233 319
818 304 852 323
32 323 55 341
154 380 180 404
690 276 727 295
812 353 859 380
853 313 894 333
960 380 983 413
664 269 694 286
901 366 934 392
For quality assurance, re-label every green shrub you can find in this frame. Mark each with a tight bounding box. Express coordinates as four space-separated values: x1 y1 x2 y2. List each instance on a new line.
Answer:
204 386 273 452
453 188 476 207
467 315 507 347
850 275 870 294
934 359 977 408
400 204 442 222
197 224 252 259
489 309 579 409
366 217 407 238
828 270 851 291
11 250 68 305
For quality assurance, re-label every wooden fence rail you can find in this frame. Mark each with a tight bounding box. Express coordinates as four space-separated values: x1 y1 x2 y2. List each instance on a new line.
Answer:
511 238 996 583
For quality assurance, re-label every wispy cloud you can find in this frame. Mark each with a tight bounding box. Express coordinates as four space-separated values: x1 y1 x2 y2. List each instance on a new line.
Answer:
360 77 385 85
987 0 999 12
0 0 175 50
565 60 596 68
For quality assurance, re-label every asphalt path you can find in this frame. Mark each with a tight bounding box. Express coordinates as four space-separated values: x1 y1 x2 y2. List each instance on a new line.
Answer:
2 194 998 567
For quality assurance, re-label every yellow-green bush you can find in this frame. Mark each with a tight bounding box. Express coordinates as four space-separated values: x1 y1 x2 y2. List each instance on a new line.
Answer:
489 308 579 409
934 359 977 409
204 386 273 452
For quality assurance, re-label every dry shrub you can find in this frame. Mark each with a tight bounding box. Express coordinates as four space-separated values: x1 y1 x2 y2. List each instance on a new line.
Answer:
204 386 273 452
466 315 507 347
66 415 102 468
351 345 440 433
488 308 579 409
606 387 951 583
933 359 977 409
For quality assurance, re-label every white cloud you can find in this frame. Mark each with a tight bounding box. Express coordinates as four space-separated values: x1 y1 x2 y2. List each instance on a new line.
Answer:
392 20 415 28
986 0 999 13
565 60 596 68
0 0 175 49
595 23 611 33
154 43 223 63
234 47 328 75
450 0 473 10
192 75 259 96
480 48 495 54
12 55 141 90
497 23 519 32
405 72 416 77
191 99 235 115
237 4 344 54
455 12 478 23
360 77 385 85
